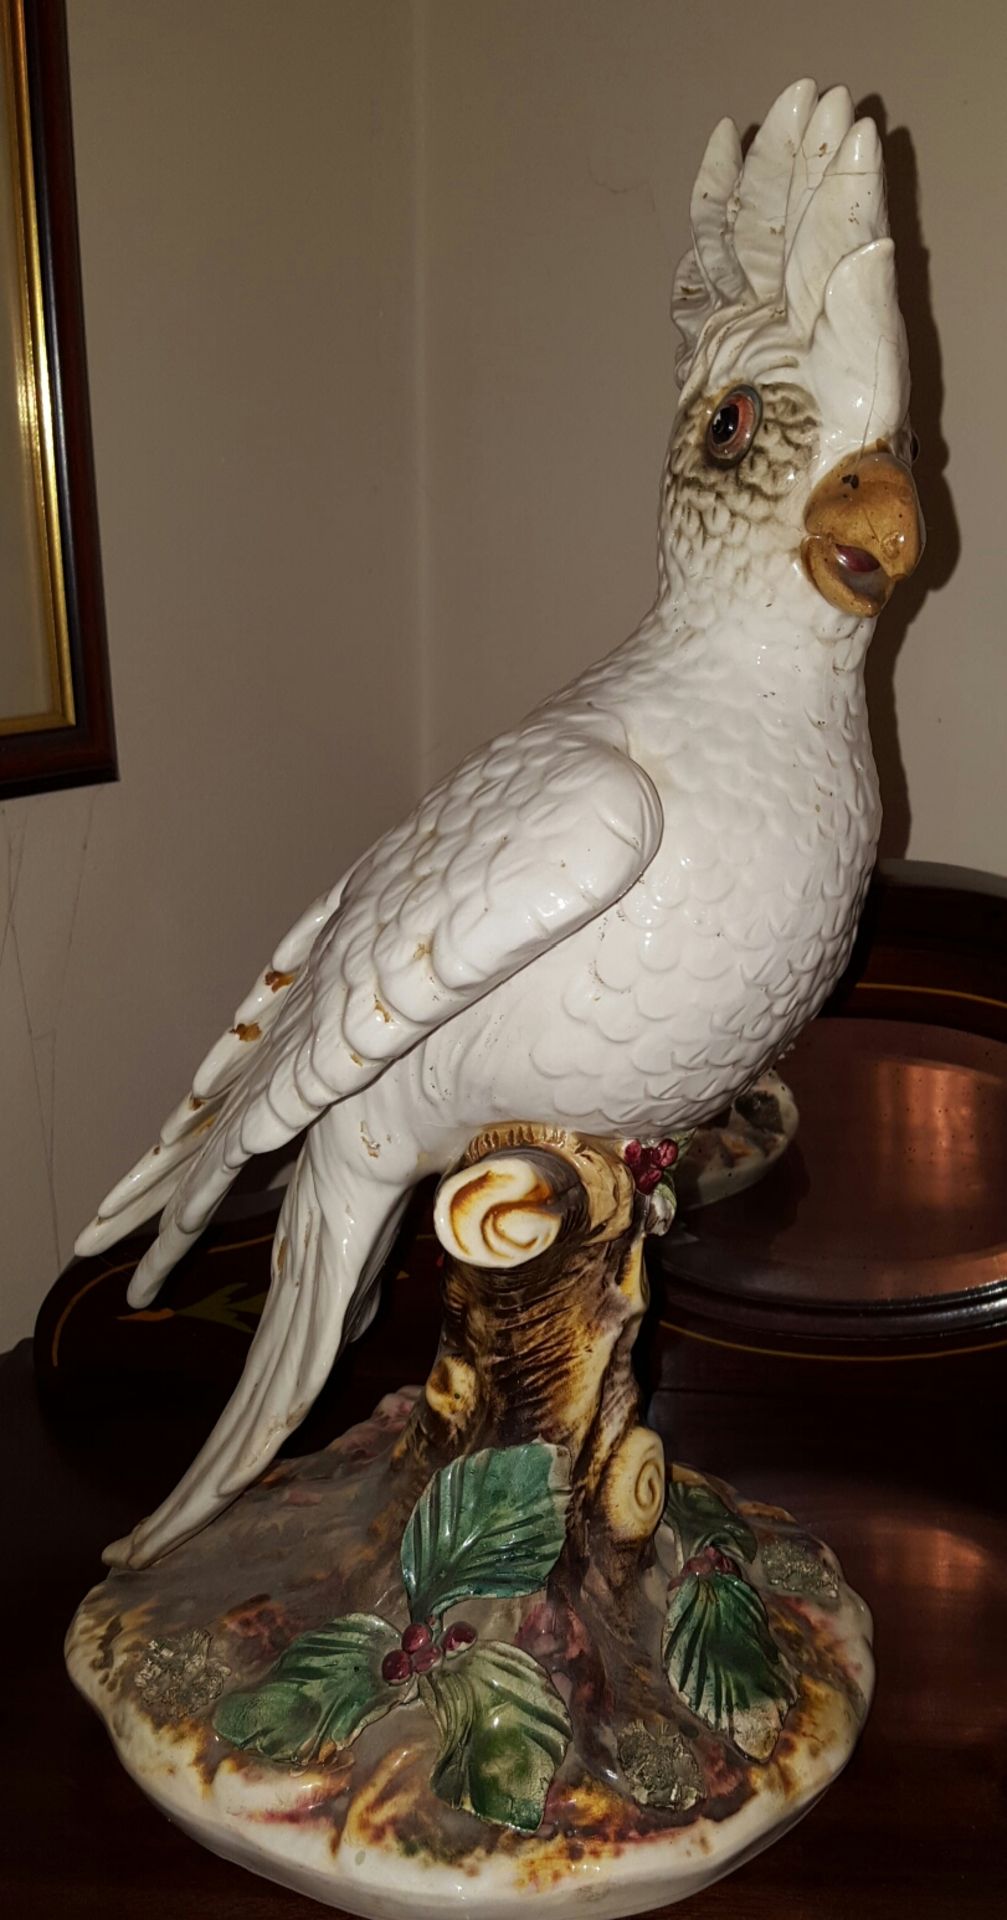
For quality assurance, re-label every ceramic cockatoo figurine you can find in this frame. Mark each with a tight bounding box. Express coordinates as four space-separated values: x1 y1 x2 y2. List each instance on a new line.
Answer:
78 79 922 1571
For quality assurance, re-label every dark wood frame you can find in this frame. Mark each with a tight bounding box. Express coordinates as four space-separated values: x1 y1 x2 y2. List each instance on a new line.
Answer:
0 0 114 798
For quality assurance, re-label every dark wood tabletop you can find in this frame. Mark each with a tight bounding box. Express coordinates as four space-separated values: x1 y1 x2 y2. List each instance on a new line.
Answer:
5 1215 1006 1919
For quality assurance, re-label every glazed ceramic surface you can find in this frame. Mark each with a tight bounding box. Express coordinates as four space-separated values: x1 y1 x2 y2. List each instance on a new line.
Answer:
69 1130 872 1916
73 77 922 1573
674 1069 799 1210
68 73 919 1918
68 1428 872 1920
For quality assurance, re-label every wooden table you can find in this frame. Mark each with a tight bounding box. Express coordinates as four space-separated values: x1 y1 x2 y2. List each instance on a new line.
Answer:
5 1217 1005 1918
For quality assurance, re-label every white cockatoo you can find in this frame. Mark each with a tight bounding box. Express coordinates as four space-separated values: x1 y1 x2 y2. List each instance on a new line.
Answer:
78 80 923 1568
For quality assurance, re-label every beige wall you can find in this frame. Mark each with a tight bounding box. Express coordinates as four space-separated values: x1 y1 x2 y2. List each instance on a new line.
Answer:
1 1 1003 1345
0 1 421 1347
420 0 1004 877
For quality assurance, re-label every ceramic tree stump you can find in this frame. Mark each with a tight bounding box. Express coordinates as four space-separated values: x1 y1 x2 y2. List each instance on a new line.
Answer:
68 1131 872 1914
67 72 924 1916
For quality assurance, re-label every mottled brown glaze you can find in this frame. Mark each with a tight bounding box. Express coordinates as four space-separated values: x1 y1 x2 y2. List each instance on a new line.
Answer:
65 1128 871 1910
403 1128 661 1589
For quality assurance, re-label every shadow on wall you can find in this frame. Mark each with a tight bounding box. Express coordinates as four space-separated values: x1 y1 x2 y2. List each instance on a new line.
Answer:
858 98 960 858
738 98 959 860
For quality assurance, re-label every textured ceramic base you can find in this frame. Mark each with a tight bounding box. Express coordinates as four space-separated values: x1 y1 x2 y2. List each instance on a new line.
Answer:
676 1070 800 1212
67 1388 873 1919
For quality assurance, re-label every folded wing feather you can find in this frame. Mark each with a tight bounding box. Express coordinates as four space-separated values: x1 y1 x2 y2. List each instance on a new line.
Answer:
77 728 663 1310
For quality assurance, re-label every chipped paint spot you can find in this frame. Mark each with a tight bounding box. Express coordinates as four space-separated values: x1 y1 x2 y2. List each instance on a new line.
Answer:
350 1049 364 1067
188 1095 204 1111
373 997 393 1024
359 1123 381 1159
232 1022 262 1042
412 939 432 962
265 969 295 991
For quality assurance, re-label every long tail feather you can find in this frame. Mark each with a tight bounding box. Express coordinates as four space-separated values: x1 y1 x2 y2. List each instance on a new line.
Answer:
126 1147 240 1307
103 1123 409 1568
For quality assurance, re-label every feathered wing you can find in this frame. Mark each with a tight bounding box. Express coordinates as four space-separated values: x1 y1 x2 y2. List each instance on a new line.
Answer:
102 1117 409 1568
78 725 661 1298
84 726 662 1567
74 875 349 1271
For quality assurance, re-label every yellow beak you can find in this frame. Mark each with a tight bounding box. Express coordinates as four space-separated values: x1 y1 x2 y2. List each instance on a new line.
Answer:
802 447 924 617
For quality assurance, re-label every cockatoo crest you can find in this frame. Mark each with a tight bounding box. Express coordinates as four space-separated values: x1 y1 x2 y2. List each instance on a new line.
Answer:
672 80 908 454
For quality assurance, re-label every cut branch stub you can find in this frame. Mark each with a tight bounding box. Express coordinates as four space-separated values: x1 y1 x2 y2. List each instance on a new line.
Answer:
600 1426 666 1546
434 1150 585 1269
420 1128 661 1582
433 1127 638 1271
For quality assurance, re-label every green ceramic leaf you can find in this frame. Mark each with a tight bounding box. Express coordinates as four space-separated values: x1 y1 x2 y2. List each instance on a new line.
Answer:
422 1641 571 1831
663 1569 795 1760
663 1474 757 1564
213 1612 401 1764
401 1443 568 1623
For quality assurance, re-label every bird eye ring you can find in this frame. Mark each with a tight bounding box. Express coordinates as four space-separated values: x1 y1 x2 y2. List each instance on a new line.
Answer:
705 385 762 467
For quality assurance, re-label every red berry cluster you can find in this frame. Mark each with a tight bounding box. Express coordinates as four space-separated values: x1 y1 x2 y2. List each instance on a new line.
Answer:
381 1619 477 1685
681 1546 737 1579
623 1138 679 1194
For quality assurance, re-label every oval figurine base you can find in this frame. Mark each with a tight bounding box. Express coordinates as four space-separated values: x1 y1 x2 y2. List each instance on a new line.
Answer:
67 1391 872 1919
68 1130 870 1920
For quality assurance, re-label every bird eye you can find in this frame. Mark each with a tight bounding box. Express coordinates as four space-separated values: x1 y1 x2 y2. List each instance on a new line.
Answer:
705 385 761 467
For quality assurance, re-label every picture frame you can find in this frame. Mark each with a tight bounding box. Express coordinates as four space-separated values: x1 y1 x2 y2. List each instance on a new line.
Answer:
0 0 114 799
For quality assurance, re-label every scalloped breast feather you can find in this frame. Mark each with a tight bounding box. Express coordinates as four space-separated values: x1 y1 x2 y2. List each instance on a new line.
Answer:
77 78 915 1568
